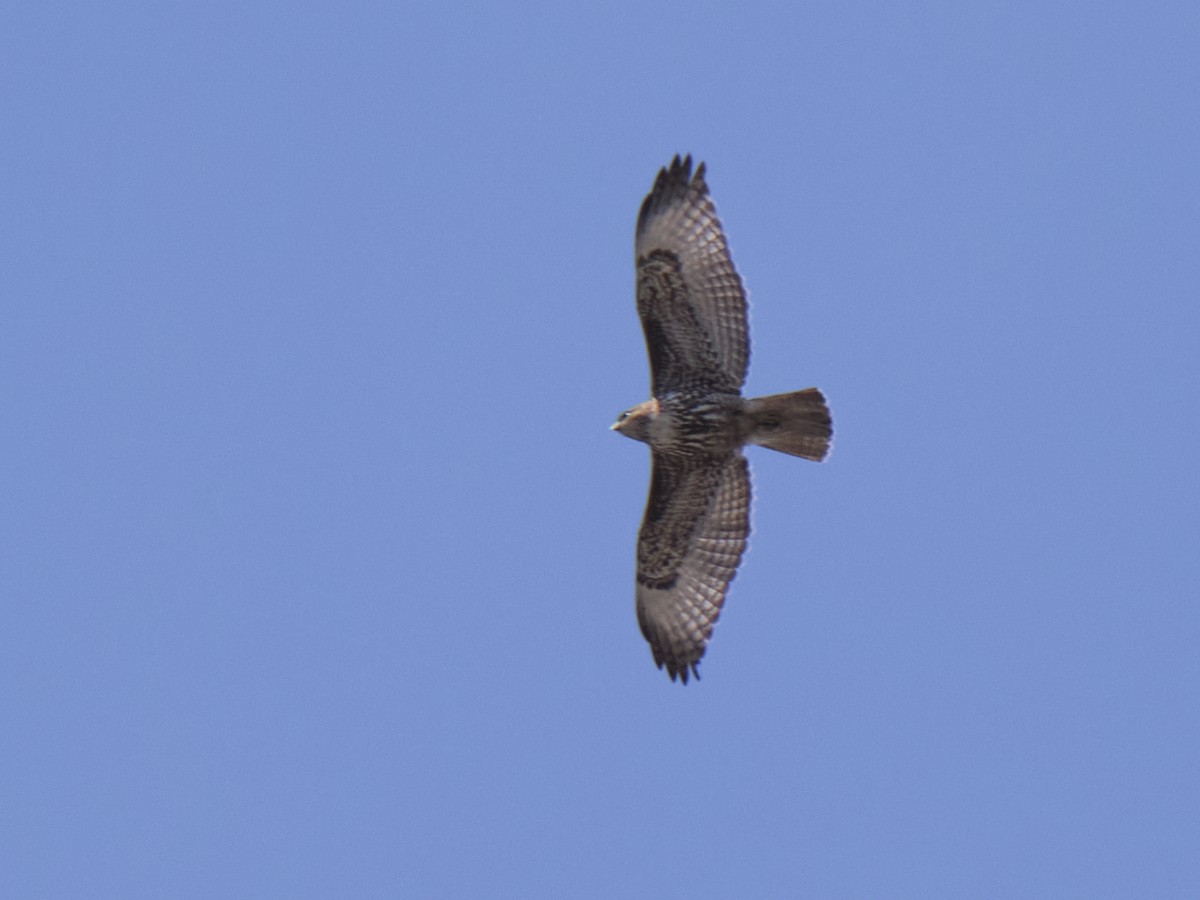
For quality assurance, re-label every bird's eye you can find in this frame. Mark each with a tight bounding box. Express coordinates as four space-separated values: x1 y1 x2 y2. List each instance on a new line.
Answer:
618 411 629 421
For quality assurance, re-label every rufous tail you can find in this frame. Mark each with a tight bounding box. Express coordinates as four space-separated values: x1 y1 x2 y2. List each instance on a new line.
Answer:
747 388 832 461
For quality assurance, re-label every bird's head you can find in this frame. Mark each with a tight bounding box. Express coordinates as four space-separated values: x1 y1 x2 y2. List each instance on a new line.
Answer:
611 399 658 443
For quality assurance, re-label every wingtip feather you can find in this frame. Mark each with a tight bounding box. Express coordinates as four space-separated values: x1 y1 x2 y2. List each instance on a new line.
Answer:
660 658 700 685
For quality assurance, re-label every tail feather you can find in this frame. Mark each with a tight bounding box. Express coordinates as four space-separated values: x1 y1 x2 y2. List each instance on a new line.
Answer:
747 388 832 461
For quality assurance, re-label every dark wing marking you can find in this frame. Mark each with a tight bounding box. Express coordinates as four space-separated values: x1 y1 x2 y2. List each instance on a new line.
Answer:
635 451 751 683
635 155 749 396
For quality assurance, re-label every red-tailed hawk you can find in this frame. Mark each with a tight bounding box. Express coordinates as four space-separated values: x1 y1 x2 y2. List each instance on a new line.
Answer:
612 155 832 683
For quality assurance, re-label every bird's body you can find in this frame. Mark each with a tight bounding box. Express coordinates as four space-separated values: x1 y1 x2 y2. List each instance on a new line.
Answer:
616 391 749 456
613 155 832 683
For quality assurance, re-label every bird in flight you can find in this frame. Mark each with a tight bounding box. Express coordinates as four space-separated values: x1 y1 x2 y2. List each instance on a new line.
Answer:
612 155 832 683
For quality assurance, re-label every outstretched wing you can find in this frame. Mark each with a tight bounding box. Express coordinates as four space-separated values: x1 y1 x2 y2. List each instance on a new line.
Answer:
635 451 751 683
636 155 749 396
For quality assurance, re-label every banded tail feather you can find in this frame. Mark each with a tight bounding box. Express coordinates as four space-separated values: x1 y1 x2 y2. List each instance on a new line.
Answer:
747 388 832 461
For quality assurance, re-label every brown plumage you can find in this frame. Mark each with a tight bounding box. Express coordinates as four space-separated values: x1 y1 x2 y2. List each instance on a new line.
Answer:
612 155 832 683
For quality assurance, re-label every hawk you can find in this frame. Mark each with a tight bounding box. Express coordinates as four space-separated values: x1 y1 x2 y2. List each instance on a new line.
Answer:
612 155 832 683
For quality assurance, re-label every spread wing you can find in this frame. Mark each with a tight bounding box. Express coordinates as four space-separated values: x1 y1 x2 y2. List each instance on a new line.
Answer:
635 451 751 683
636 155 749 396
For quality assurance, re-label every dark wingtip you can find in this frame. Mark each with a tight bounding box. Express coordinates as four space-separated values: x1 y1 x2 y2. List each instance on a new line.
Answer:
661 659 700 685
646 623 705 685
668 154 704 188
654 154 703 191
666 153 691 178
638 154 708 237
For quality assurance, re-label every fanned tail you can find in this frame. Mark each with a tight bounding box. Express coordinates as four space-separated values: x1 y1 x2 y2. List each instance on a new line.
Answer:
747 388 832 461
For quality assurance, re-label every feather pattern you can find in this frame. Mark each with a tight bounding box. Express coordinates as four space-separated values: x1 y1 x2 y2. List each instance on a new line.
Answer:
635 155 749 395
636 453 750 683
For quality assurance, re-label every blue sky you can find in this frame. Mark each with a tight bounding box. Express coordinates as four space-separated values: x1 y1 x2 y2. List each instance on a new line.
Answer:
4 2 1199 897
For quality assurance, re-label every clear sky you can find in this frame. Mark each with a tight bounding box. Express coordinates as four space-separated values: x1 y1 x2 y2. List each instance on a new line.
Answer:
4 2 1199 897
